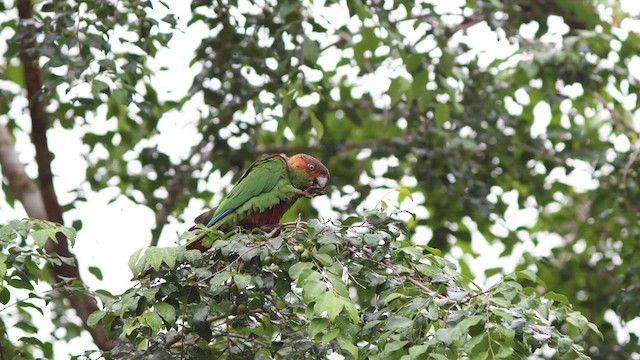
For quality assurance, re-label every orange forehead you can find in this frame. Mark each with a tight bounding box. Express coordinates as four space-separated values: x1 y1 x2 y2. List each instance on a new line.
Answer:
288 154 329 175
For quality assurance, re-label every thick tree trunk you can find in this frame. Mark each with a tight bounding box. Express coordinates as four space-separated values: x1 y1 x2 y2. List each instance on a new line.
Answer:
12 0 117 351
0 126 47 219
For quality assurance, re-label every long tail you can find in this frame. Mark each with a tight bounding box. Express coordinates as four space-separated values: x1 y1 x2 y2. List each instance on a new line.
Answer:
185 209 214 251
186 233 208 251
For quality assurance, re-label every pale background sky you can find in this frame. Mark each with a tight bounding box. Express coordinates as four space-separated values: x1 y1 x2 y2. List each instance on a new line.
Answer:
1 0 640 357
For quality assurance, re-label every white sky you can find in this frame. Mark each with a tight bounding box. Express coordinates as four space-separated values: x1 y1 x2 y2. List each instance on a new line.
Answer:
1 0 640 358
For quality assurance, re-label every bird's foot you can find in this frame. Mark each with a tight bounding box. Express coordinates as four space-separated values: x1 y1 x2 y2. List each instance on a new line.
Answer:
301 186 326 199
261 224 283 237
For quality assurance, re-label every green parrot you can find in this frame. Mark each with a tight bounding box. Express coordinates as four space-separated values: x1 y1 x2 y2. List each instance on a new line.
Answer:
186 153 330 251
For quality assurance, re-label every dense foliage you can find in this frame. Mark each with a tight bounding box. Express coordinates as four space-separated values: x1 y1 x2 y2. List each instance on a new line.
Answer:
3 213 600 359
115 212 603 359
0 0 639 358
0 220 79 358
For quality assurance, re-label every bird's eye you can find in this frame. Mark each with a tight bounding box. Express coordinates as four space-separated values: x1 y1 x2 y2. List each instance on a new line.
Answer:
308 163 315 171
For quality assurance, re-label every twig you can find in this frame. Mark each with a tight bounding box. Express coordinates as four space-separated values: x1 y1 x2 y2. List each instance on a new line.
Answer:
405 276 437 295
622 144 640 187
593 91 639 136
361 246 436 293
253 134 416 155
453 14 484 34
359 244 465 303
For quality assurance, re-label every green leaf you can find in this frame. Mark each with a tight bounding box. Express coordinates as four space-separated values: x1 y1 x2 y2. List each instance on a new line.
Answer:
363 233 384 247
492 308 514 323
544 291 569 305
18 336 44 348
303 279 327 302
383 292 409 304
342 216 363 226
92 79 109 94
59 226 76 246
360 26 377 51
0 288 9 305
124 316 142 336
385 316 412 330
0 254 7 281
411 70 429 96
396 187 413 203
496 323 515 340
112 88 128 103
269 236 284 250
143 311 163 334
343 300 359 324
32 229 55 248
287 107 300 132
326 271 349 298
434 103 450 126
314 292 344 322
588 321 603 339
289 262 313 280
191 304 212 341
210 271 232 288
309 318 329 338
155 302 176 326
408 344 431 359
302 37 320 63
417 90 435 111
88 266 103 281
491 296 512 308
362 319 384 332
385 340 408 352
566 312 587 329
161 246 182 269
128 248 144 275
456 315 483 333
233 274 252 289
318 231 340 245
314 253 333 266
321 327 340 344
279 0 300 17
516 269 545 286
7 277 34 291
144 247 163 271
310 112 324 140
420 245 442 256
484 267 503 277
435 328 453 345
87 310 106 328
337 336 359 359
497 344 514 357
464 333 485 353
389 77 411 106
5 63 25 88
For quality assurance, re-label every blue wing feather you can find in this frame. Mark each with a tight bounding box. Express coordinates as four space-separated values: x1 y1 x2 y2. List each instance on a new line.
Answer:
206 154 288 229
206 208 234 228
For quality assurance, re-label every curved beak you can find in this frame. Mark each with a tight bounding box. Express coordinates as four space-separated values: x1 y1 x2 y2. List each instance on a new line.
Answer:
315 176 328 189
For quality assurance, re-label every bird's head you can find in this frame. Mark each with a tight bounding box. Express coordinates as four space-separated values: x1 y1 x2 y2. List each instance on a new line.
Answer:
288 153 330 192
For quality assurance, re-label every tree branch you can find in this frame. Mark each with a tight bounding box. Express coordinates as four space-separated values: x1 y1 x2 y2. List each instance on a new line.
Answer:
17 0 60 224
15 0 116 351
0 126 47 219
252 134 416 155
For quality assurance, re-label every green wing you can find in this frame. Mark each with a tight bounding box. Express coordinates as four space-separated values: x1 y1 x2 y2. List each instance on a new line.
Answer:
205 155 295 228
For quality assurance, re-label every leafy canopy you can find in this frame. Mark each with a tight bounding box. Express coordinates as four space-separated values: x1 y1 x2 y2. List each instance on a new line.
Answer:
100 212 599 359
0 0 639 358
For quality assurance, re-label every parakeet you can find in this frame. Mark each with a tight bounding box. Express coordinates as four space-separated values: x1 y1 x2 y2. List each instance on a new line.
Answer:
186 153 330 250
